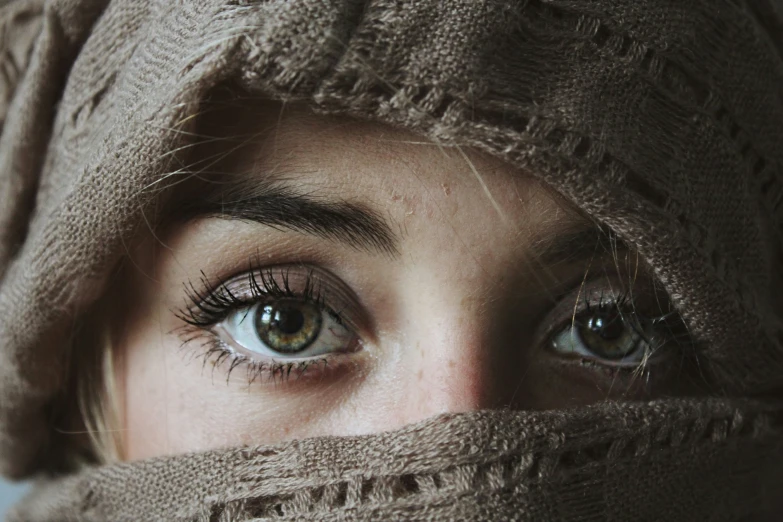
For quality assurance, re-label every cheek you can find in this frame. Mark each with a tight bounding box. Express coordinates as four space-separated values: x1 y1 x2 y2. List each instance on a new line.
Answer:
120 322 177 460
120 323 373 460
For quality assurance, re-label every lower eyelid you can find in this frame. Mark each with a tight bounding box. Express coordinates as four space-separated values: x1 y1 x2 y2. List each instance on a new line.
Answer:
190 334 368 387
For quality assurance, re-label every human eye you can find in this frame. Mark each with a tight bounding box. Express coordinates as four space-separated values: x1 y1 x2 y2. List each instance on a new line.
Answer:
540 276 701 397
176 265 365 384
550 290 677 367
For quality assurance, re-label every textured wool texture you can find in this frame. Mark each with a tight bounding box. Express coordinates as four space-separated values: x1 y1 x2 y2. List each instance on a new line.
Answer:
1 0 783 519
8 399 783 521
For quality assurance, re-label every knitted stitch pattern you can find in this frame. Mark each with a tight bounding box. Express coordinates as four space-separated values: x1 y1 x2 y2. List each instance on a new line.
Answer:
0 1 782 519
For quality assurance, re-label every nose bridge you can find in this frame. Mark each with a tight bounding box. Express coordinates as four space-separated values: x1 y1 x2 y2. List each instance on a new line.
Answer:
415 334 494 415
392 300 509 427
377 251 524 430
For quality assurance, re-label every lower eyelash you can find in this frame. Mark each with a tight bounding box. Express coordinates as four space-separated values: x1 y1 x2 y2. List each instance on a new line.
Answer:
186 332 332 385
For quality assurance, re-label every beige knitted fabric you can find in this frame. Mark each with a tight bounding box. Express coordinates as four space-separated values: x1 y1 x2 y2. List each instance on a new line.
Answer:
8 399 783 521
1 0 783 519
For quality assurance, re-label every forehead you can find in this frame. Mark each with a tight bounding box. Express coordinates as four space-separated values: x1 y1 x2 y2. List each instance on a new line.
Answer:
189 99 579 235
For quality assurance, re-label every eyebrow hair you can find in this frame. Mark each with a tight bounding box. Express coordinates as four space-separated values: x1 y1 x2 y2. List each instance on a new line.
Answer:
532 225 626 267
180 185 400 256
178 174 618 265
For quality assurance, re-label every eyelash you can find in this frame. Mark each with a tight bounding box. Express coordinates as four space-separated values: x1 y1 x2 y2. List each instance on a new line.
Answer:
176 268 350 385
554 286 692 379
577 289 670 340
176 267 692 387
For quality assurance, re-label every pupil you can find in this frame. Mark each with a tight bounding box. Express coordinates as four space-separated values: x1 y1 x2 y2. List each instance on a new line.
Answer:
255 300 321 354
269 306 305 335
589 312 624 339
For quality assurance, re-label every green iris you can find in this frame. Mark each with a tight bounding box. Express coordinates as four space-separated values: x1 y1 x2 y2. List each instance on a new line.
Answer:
254 300 323 354
577 310 641 360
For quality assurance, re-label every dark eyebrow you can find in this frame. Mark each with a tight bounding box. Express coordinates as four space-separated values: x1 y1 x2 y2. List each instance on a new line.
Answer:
179 185 400 257
532 225 626 267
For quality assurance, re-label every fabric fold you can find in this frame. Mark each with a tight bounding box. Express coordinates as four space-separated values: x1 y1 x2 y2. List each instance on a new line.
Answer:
9 400 783 521
0 0 782 487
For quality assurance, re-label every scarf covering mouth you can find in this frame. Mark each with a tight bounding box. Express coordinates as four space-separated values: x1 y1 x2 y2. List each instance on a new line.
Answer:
7 400 783 521
0 0 783 518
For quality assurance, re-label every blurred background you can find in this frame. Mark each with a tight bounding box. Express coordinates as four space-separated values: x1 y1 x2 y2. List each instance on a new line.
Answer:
0 480 28 517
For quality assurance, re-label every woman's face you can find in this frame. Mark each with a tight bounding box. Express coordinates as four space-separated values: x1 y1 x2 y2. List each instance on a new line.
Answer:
115 101 698 461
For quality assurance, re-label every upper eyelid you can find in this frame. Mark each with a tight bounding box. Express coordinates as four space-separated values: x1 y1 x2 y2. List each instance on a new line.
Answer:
533 275 680 345
178 258 684 351
178 265 370 336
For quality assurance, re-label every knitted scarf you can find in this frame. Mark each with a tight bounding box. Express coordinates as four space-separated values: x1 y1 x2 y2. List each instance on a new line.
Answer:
9 400 783 521
2 0 783 519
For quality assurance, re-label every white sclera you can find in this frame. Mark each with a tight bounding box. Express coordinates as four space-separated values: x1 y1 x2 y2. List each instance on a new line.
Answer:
550 321 650 366
219 302 354 358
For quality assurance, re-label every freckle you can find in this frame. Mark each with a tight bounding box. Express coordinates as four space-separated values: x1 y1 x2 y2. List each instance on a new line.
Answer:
441 183 451 196
417 369 424 382
448 359 456 369
391 194 402 202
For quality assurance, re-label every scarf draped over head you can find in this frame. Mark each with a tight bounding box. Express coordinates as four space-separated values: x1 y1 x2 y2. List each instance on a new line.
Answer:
1 0 783 519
